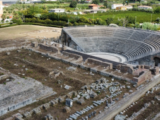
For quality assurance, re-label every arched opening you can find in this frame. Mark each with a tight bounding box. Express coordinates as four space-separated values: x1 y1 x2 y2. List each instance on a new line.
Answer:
154 57 160 66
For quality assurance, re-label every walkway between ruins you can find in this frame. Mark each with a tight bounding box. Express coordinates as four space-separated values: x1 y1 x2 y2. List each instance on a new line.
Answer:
92 75 160 120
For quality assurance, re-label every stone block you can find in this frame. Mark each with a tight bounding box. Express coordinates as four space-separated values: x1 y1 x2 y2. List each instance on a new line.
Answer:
32 107 41 115
63 106 71 113
42 103 50 110
50 101 57 107
58 95 66 103
77 98 85 105
65 99 73 107
66 92 73 98
90 92 97 99
23 111 32 118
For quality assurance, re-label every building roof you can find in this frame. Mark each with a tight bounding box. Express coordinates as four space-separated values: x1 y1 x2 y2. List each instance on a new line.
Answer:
112 4 123 6
125 5 132 7
138 5 152 8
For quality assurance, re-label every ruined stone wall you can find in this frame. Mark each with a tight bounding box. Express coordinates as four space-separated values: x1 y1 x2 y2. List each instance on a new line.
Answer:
101 62 113 69
39 44 59 54
150 67 159 75
133 70 152 85
31 42 38 47
85 58 113 70
0 73 56 116
116 64 133 74
62 51 83 61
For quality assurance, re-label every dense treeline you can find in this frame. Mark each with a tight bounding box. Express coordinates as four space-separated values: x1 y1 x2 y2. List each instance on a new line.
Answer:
19 5 106 26
8 4 160 30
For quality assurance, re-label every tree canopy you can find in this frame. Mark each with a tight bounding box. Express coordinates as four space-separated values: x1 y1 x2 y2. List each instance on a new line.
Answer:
104 1 108 8
92 0 100 4
70 0 77 8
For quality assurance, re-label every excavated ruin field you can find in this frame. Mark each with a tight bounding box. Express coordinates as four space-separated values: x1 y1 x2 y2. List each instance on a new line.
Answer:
0 39 29 48
124 88 160 120
0 49 136 120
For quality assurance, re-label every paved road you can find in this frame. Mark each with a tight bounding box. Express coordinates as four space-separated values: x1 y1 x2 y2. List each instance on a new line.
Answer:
92 75 160 120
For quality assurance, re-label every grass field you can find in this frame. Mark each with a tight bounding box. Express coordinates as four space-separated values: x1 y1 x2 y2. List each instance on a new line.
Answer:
79 11 160 23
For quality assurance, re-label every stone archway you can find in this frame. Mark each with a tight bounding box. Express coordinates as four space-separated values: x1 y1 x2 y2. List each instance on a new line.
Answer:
154 57 160 66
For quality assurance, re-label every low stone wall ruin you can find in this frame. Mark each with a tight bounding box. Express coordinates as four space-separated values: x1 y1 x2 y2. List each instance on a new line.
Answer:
133 70 152 85
85 58 113 70
116 64 133 74
0 71 56 116
38 44 60 54
62 51 83 62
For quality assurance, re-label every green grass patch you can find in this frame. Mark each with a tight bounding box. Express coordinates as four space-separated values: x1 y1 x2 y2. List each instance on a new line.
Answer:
79 11 160 23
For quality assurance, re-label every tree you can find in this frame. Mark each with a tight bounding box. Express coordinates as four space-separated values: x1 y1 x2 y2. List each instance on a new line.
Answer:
16 0 21 4
78 17 88 23
137 0 141 4
41 0 46 3
105 17 113 25
40 14 48 20
48 13 58 20
70 0 77 8
123 0 125 5
154 7 160 13
126 0 129 5
118 17 128 27
81 0 85 3
1 14 7 21
104 1 108 8
156 17 160 23
12 17 23 25
92 0 100 4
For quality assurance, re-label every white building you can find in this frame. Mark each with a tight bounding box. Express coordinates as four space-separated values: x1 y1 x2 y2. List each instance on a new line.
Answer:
126 5 133 9
49 9 65 13
111 4 123 9
0 1 3 21
138 5 152 9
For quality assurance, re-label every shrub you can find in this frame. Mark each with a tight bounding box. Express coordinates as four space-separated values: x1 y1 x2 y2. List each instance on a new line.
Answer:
92 0 100 4
31 18 37 22
12 18 22 25
70 0 77 8
154 7 160 13
45 19 52 24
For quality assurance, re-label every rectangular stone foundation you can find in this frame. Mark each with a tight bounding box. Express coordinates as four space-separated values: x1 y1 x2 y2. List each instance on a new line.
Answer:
0 72 56 116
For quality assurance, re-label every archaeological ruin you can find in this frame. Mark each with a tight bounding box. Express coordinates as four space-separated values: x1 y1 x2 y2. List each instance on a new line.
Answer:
0 26 160 120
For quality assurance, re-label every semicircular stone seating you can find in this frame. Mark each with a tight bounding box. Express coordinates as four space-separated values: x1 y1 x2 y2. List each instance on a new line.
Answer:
63 27 160 61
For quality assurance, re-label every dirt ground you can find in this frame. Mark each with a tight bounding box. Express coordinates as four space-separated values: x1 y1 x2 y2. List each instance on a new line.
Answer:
0 49 136 120
0 25 61 41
